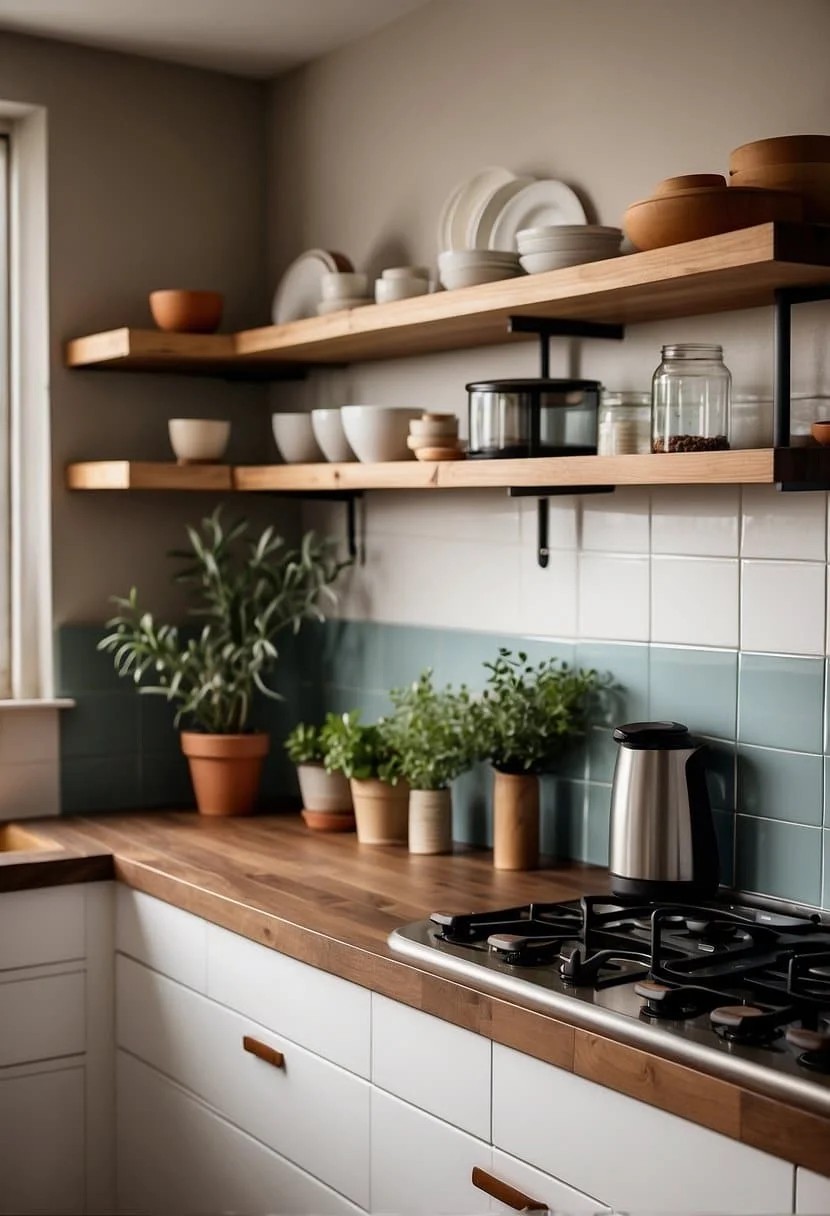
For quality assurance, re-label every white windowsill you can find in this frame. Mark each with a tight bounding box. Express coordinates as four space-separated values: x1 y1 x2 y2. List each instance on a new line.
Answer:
0 699 75 711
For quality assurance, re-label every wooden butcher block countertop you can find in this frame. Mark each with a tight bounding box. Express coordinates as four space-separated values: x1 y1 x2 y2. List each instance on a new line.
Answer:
7 811 829 1175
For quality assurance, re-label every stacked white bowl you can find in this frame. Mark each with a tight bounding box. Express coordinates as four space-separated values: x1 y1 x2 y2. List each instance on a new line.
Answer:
516 225 623 273
437 249 523 290
317 272 373 316
375 266 431 303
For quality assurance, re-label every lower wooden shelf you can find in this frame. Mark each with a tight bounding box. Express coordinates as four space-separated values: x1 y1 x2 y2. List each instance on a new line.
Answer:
64 448 830 492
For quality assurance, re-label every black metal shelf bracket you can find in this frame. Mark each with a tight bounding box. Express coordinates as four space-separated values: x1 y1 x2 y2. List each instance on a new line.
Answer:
266 490 362 562
774 286 830 492
505 316 623 566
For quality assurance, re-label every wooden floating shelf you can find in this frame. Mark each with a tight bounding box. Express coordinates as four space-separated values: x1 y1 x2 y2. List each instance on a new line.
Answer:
65 224 830 375
65 448 830 493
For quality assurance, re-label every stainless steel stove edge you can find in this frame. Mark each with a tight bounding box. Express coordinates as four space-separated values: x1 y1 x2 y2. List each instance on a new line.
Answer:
388 924 830 1119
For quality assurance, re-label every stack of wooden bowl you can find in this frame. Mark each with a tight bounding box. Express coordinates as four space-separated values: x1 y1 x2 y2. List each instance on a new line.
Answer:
406 413 465 461
728 135 830 222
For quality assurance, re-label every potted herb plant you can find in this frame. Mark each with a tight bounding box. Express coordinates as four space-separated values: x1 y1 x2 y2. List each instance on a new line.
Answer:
386 671 478 854
99 509 345 817
323 710 407 845
478 649 601 870
285 715 354 832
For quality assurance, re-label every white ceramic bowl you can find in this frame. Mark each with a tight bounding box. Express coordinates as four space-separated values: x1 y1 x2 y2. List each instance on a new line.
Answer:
439 265 524 290
517 224 623 242
438 249 520 268
517 237 621 255
311 408 357 462
168 418 230 463
382 266 430 281
316 298 373 315
271 412 324 463
375 277 430 304
519 250 617 274
341 406 422 462
321 271 369 300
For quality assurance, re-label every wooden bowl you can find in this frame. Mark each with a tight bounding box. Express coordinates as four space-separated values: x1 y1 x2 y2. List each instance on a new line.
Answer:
729 135 830 175
729 162 830 222
414 445 466 461
654 174 726 196
623 186 802 251
810 421 830 447
149 289 224 333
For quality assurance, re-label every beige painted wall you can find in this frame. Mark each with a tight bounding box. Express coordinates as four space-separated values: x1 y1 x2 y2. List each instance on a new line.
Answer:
0 29 291 623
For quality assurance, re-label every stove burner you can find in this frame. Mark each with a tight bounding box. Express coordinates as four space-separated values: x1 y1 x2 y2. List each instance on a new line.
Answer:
685 917 740 942
634 979 718 1021
710 1004 780 1044
487 933 565 965
786 1026 830 1074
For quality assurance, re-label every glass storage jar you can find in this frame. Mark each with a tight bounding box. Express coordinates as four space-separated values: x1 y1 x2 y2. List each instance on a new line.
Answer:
651 344 731 453
466 379 600 458
597 391 651 455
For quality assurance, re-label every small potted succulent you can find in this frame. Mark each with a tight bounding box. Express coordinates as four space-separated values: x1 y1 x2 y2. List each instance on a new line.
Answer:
477 649 601 870
385 671 478 854
285 715 354 832
100 510 345 817
323 710 407 845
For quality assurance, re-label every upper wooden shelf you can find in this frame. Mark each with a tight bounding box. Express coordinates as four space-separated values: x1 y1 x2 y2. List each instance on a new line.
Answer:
65 223 830 375
65 448 830 492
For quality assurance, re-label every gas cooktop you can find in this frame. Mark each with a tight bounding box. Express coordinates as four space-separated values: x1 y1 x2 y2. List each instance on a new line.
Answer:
388 895 830 1114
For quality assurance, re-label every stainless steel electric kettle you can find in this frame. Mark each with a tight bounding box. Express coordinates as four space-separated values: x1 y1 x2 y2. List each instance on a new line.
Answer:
608 721 720 900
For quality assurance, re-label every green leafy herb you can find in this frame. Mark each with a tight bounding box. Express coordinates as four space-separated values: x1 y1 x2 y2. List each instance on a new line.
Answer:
321 710 402 784
384 670 478 791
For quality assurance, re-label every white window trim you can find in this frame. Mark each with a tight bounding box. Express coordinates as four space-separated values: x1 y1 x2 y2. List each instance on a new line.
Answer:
2 104 53 701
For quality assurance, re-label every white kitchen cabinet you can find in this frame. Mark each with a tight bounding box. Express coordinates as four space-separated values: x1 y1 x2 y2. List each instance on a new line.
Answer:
116 954 371 1207
797 1166 830 1212
116 885 207 991
117 1050 365 1216
492 1042 795 1213
485 1148 606 1214
371 992 491 1139
370 1088 491 1215
0 1063 85 1215
0 968 85 1066
0 884 85 971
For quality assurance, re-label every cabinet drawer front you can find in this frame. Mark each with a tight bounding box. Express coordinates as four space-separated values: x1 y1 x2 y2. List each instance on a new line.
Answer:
0 1065 84 1214
488 1148 606 1214
492 1044 794 1213
797 1166 830 1212
117 1051 364 1216
117 956 370 1207
207 921 371 1077
371 993 490 1138
0 971 85 1066
370 1089 491 1215
0 885 85 971
116 886 207 991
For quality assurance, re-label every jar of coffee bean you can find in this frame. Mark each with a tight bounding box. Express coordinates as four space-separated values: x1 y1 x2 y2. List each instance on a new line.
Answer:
652 344 731 454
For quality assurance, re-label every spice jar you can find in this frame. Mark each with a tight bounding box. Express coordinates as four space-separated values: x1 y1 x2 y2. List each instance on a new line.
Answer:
651 344 731 453
597 391 651 455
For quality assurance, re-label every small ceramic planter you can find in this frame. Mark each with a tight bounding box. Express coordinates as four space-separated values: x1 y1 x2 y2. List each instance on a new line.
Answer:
492 768 540 870
297 763 355 832
350 778 409 845
180 731 269 817
409 788 452 855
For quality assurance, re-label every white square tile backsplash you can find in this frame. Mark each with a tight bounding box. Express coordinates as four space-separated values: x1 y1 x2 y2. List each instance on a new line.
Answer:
651 556 739 648
741 560 826 655
519 546 578 638
580 487 651 554
578 553 649 641
742 486 827 561
651 486 740 557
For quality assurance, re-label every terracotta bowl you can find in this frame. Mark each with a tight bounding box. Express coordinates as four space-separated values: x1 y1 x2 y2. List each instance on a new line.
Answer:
623 186 802 251
810 420 830 446
149 289 224 333
729 135 830 174
729 162 830 222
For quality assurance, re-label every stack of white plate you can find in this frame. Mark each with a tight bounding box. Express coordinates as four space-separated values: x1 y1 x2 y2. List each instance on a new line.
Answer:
437 167 588 253
438 249 522 290
517 225 623 273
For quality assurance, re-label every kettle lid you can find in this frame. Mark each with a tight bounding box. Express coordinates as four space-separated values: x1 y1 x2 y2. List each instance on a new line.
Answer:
613 721 692 749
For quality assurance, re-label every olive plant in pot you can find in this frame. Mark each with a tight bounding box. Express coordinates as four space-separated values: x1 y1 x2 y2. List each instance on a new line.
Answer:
477 649 601 870
322 711 407 844
385 671 478 855
285 715 354 832
99 510 345 817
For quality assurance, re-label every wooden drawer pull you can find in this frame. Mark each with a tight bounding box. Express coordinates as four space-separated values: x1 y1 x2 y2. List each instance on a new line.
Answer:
471 1167 547 1212
242 1035 285 1069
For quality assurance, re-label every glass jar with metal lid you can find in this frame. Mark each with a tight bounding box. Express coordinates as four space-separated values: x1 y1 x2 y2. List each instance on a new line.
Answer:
651 344 731 453
466 378 601 458
598 390 651 455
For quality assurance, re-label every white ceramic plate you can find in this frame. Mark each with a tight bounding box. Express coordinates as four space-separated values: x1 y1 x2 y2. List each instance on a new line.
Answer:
437 167 517 252
271 250 352 324
467 175 535 249
488 180 587 251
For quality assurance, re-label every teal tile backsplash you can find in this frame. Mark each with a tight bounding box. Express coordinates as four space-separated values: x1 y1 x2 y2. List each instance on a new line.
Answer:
56 619 829 907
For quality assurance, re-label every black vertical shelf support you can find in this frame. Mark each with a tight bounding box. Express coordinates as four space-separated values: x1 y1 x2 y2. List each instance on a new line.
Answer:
774 286 830 491
270 490 362 562
506 315 624 566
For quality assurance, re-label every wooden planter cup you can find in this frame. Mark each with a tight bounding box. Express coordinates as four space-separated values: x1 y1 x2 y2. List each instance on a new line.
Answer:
493 769 540 870
408 788 452 855
180 731 269 817
350 778 409 845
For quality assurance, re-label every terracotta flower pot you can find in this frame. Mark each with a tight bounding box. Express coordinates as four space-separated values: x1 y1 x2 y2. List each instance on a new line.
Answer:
349 778 409 845
180 731 269 816
492 768 539 870
409 788 452 855
297 763 355 832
